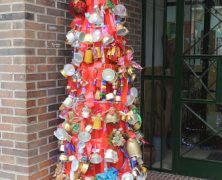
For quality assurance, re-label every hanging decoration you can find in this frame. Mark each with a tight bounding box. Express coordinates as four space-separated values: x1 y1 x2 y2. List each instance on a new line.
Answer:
54 0 148 179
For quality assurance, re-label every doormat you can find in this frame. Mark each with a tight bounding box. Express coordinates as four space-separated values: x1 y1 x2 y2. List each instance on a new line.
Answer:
206 152 222 161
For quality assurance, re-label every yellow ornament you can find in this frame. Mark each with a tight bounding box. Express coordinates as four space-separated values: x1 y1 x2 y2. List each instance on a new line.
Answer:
92 114 103 130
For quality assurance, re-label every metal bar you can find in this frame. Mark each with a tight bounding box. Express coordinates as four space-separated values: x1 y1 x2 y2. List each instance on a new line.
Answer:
180 128 222 157
190 0 193 54
216 60 222 103
184 61 215 99
152 0 156 75
181 98 215 104
143 75 174 80
198 60 216 80
150 0 156 168
183 21 222 55
183 104 222 138
160 0 168 170
183 55 222 58
163 0 168 76
205 6 222 23
172 0 185 172
141 0 147 167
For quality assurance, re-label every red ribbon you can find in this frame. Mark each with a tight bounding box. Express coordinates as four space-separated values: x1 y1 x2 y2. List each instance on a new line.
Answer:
104 9 116 35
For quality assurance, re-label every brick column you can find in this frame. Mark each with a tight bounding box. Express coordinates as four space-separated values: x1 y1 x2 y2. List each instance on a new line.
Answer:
0 0 71 179
122 0 142 89
0 0 142 179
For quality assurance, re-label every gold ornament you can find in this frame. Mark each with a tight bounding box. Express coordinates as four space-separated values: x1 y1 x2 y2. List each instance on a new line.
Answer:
80 163 89 174
93 47 102 59
133 122 142 131
84 48 93 64
126 138 142 158
62 122 71 132
94 90 101 100
92 114 103 130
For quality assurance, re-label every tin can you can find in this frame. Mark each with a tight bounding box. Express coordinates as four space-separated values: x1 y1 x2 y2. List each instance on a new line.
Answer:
130 157 139 169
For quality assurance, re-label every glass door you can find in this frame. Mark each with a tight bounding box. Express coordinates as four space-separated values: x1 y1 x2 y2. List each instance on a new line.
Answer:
142 0 176 171
174 0 222 179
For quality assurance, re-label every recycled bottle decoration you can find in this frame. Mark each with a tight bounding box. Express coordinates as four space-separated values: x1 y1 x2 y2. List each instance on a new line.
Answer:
54 0 148 179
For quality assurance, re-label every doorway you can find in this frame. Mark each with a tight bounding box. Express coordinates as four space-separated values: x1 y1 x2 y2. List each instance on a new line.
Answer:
142 0 222 179
141 0 176 171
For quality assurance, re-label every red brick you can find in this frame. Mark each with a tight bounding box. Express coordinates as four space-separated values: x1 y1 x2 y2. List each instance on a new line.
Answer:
16 175 30 180
0 171 15 180
14 125 28 133
0 124 13 131
37 65 56 72
0 107 13 115
15 108 28 116
27 90 47 98
47 57 65 64
2 116 37 124
1 99 27 107
39 157 56 169
0 155 15 164
31 169 49 179
38 112 57 122
48 72 64 80
13 56 46 64
26 73 46 81
1 82 27 90
0 5 11 12
37 81 56 88
38 127 56 138
38 97 57 106
15 138 47 149
40 142 57 154
25 21 46 31
37 32 56 40
2 164 37 174
47 8 64 16
0 57 12 64
57 17 69 25
2 148 38 158
27 106 47 116
0 74 13 80
37 15 56 24
40 174 54 180
38 49 56 56
2 132 28 141
0 140 14 147
0 90 13 98
36 0 55 7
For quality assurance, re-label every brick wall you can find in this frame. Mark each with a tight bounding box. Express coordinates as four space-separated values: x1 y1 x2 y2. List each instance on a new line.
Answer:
0 0 142 179
122 0 142 89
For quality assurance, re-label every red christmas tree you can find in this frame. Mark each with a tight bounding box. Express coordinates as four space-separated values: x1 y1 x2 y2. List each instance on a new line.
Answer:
54 0 148 179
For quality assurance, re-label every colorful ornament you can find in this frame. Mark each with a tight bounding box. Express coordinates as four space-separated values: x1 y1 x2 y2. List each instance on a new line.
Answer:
54 0 148 179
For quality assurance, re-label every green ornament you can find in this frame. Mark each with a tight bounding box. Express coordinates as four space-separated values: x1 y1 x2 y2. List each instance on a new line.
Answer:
106 0 114 8
137 114 142 123
72 123 80 134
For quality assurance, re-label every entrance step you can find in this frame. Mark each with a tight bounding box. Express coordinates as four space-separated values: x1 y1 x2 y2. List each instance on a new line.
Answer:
147 171 207 180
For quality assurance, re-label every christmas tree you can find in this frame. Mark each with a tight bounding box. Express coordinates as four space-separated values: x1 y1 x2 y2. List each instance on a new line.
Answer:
54 0 148 179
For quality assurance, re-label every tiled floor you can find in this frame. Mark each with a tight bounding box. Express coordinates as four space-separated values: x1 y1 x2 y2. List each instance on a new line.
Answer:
147 171 206 180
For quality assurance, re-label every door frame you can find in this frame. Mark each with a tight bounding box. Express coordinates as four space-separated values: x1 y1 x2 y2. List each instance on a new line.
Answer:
141 0 222 179
172 0 222 179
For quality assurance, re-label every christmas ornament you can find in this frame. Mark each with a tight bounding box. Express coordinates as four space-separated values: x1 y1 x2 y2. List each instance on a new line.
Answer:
54 0 148 179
